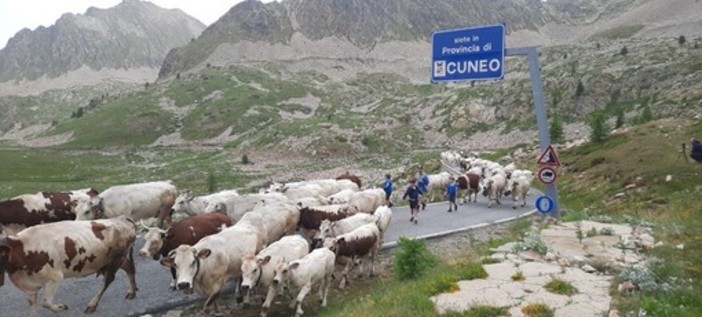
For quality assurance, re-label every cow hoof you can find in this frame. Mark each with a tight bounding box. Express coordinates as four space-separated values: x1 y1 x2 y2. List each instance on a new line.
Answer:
44 303 68 312
85 305 97 314
243 303 251 309
125 292 136 300
236 296 244 304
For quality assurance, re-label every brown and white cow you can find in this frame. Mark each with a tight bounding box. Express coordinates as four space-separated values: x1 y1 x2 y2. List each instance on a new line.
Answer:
323 223 380 289
298 204 357 241
457 173 481 204
138 211 232 290
75 181 176 227
159 222 267 314
0 216 137 317
0 188 99 236
272 248 336 317
240 235 309 316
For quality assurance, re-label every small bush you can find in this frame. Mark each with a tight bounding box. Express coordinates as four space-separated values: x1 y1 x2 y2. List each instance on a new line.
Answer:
393 237 437 280
586 227 599 237
600 227 615 235
620 46 628 56
481 257 502 265
511 271 526 281
544 278 578 296
207 171 217 193
241 154 251 165
511 231 549 255
442 305 509 317
429 274 459 295
457 262 488 280
521 303 554 317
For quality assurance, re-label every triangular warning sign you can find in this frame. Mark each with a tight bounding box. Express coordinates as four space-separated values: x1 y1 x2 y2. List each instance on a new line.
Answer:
537 145 561 166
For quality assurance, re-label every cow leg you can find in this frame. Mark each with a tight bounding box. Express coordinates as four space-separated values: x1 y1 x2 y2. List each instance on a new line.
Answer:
234 276 244 304
26 289 40 317
339 260 354 289
85 267 118 314
320 271 332 307
260 284 278 317
294 283 312 317
120 248 138 299
42 279 68 311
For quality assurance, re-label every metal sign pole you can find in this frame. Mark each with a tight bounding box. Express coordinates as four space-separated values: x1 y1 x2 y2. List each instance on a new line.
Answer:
506 47 560 219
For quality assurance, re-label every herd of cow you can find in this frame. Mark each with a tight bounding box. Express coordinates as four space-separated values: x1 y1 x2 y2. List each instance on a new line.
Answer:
0 173 395 317
0 153 533 317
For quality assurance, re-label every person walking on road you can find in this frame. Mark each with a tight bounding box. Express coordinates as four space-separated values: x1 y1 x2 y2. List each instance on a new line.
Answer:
402 177 422 224
383 173 394 207
445 176 458 212
415 166 429 210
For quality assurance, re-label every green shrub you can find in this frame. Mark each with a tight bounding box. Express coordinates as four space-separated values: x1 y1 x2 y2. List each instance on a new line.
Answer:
511 271 526 281
481 257 502 265
522 303 554 317
549 115 564 144
511 231 549 255
207 171 217 193
589 112 608 143
241 154 251 164
393 237 437 280
428 274 459 295
544 278 578 296
457 262 488 280
442 305 509 317
586 227 598 237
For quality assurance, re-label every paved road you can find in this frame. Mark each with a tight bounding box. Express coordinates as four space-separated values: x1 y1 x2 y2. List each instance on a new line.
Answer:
0 190 539 317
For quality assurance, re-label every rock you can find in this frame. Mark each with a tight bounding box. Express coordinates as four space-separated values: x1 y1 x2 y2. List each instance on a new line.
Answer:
544 252 558 261
519 251 542 262
581 264 598 273
618 280 637 293
676 243 685 250
624 184 637 190
609 309 622 317
614 192 626 199
637 233 655 249
665 175 672 182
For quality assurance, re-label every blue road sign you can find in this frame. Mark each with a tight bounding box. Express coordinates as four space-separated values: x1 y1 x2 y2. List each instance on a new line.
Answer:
431 24 505 83
535 195 555 214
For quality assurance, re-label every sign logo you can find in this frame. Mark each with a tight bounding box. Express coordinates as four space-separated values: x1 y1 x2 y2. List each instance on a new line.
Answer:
537 144 561 166
535 195 555 214
434 60 446 77
431 24 505 83
538 167 557 185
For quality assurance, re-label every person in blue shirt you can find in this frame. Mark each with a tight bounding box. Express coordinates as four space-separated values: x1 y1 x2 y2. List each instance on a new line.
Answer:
691 139 702 163
382 173 394 207
415 166 430 210
445 176 458 212
402 178 422 224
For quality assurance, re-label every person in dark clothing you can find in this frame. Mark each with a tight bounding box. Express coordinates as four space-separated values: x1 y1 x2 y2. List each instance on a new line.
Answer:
382 173 394 207
402 178 422 224
415 166 429 210
445 176 458 212
691 139 702 163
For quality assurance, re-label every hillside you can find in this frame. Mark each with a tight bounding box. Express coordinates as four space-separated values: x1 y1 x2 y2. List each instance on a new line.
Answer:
0 0 205 96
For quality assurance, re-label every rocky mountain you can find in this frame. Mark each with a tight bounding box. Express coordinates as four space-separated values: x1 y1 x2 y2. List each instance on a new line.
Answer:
0 0 205 96
159 0 701 80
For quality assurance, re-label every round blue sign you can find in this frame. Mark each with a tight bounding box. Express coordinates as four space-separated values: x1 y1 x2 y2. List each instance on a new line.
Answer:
535 195 555 214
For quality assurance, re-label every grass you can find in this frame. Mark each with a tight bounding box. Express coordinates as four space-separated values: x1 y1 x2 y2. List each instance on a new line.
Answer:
442 306 509 317
521 303 554 317
511 271 526 281
543 279 578 296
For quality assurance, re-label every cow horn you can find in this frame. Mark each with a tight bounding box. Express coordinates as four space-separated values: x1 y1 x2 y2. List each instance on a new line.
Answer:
139 220 160 232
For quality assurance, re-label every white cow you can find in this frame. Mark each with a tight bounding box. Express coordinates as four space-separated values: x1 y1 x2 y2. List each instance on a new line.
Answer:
74 181 177 227
373 205 393 246
204 192 288 222
249 201 301 245
482 173 507 208
504 173 533 209
315 213 377 241
170 190 239 216
160 222 267 314
326 189 356 205
240 235 309 316
272 248 336 317
347 188 386 214
426 172 452 201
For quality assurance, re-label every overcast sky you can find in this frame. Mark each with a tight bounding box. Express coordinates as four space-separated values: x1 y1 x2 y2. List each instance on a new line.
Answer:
0 0 275 50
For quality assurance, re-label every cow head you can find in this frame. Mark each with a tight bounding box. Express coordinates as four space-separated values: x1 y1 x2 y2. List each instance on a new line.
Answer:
323 237 342 255
241 254 270 291
271 257 290 288
139 220 168 258
315 220 336 248
159 245 210 291
171 191 194 214
74 196 104 220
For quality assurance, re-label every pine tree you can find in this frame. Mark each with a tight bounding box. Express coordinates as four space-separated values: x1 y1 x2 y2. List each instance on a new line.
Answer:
639 104 653 124
550 115 564 144
615 109 625 129
620 46 628 56
589 113 608 143
575 80 585 97
679 35 687 46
